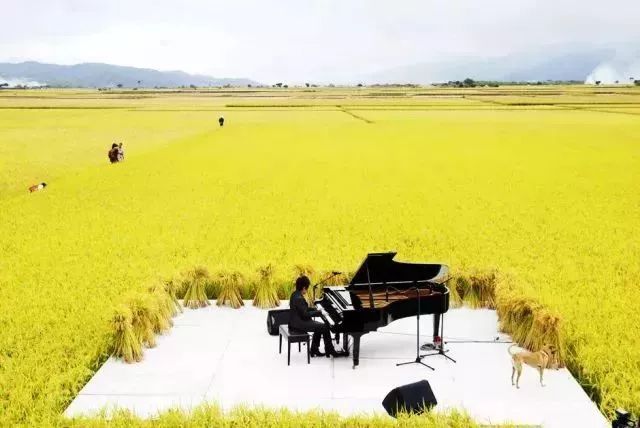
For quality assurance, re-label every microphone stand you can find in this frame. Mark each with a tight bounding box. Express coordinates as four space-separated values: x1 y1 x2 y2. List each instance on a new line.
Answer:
311 272 341 302
396 282 435 370
420 278 456 364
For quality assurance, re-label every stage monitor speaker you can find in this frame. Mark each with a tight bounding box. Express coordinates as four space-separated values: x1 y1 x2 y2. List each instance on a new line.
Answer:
266 309 289 336
382 380 437 417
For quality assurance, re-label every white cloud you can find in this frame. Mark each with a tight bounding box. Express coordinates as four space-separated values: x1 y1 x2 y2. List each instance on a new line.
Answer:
1 0 639 83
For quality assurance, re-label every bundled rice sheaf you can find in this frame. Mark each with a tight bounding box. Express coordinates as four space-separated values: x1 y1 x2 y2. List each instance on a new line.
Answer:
150 282 181 318
253 264 280 308
216 271 244 308
149 290 174 333
471 271 497 309
453 271 497 309
294 264 316 278
450 277 467 308
496 292 565 367
525 308 564 366
129 295 157 348
163 277 184 312
111 306 143 363
183 266 211 309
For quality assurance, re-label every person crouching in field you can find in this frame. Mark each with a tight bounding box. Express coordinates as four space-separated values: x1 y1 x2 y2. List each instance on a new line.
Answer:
218 116 224 127
108 142 124 163
28 182 47 193
108 143 119 163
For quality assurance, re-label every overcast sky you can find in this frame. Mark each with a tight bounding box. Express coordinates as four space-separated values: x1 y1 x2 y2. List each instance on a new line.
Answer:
1 0 639 83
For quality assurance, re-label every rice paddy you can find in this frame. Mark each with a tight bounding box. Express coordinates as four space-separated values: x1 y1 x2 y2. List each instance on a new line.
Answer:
0 86 639 426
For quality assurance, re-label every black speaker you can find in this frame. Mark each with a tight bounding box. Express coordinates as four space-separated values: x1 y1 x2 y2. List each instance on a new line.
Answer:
266 309 290 336
382 380 437 417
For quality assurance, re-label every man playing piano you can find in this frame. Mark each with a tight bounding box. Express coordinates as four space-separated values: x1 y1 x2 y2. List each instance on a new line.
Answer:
289 275 343 358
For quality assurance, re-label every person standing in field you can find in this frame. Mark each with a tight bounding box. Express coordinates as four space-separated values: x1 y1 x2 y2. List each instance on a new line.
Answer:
218 116 224 127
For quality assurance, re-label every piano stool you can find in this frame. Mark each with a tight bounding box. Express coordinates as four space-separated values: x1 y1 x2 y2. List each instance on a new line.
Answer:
278 325 310 366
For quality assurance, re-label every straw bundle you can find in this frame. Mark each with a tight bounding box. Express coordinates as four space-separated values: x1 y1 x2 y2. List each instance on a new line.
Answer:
129 296 157 348
111 306 143 363
216 271 244 308
453 271 497 309
293 264 316 278
495 291 565 367
253 264 280 308
162 278 184 313
183 267 211 309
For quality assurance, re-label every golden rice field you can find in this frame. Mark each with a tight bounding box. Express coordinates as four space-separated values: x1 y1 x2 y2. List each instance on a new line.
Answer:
0 86 639 426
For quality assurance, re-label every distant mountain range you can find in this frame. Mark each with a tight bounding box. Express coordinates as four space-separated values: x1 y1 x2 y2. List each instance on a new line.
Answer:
361 46 638 84
0 62 259 88
2 46 639 88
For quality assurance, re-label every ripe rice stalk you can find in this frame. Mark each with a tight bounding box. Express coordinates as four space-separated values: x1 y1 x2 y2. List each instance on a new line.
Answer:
129 295 157 348
253 264 280 308
111 306 143 363
216 271 244 308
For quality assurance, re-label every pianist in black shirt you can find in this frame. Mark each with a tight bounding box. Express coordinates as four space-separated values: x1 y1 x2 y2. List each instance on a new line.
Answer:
289 275 339 357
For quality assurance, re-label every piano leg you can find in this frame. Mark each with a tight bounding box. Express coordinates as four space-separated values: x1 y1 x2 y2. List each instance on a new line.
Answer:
433 313 441 341
343 332 349 355
351 334 362 369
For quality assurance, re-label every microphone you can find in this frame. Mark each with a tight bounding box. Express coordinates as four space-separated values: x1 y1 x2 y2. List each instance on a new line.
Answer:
313 271 343 289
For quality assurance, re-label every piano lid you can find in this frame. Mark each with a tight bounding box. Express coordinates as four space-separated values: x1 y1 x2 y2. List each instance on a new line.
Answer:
349 252 449 288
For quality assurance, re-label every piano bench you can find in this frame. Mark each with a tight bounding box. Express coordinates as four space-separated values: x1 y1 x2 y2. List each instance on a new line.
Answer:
278 325 310 366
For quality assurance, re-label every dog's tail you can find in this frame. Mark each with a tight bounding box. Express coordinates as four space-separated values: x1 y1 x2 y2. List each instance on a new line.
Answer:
508 344 518 356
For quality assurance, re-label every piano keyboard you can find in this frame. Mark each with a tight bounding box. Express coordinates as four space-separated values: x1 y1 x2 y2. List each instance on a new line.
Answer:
316 304 335 326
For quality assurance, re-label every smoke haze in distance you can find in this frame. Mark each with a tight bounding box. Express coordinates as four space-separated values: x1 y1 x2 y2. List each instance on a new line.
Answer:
585 49 640 84
0 76 45 87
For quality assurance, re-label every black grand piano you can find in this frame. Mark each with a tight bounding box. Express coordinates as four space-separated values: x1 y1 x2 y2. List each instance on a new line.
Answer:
315 252 450 368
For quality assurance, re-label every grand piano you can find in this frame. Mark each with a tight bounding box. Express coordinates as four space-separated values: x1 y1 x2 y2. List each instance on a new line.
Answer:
315 252 450 368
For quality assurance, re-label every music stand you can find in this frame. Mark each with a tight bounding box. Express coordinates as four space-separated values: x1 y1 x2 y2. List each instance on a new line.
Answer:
396 283 435 370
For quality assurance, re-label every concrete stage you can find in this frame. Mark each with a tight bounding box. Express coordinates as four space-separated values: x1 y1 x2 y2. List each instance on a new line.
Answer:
65 301 607 427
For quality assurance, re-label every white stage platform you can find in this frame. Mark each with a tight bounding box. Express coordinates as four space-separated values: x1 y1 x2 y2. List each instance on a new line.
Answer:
65 302 607 427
